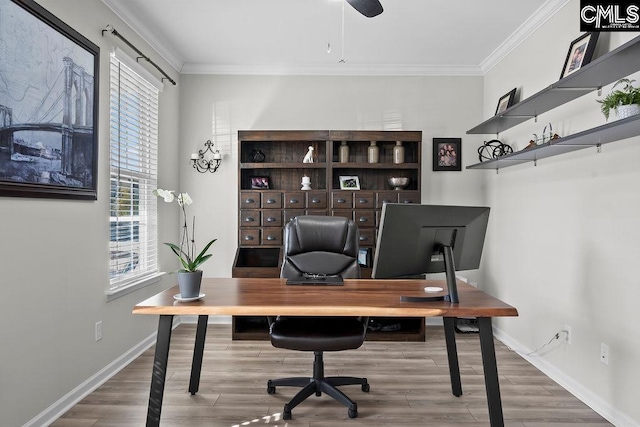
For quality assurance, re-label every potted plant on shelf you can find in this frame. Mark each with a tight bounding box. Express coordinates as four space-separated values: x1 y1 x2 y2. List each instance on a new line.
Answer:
154 188 216 299
597 78 640 121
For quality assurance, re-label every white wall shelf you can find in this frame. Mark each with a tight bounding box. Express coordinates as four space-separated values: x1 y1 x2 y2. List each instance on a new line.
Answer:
466 35 640 171
467 36 640 136
467 114 640 170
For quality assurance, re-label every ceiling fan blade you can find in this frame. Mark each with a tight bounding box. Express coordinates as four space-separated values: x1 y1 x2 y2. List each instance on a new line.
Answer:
345 0 383 17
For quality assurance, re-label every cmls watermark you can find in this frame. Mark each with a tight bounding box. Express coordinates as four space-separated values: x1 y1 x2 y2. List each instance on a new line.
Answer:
580 1 639 30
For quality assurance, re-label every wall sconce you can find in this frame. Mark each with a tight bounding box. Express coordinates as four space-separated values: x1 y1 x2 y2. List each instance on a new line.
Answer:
191 140 222 173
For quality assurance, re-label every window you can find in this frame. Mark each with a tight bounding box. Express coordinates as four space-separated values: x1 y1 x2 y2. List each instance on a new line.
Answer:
109 49 162 293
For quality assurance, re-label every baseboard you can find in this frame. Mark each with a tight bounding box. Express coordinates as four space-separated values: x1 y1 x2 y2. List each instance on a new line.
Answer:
25 318 181 427
493 326 639 427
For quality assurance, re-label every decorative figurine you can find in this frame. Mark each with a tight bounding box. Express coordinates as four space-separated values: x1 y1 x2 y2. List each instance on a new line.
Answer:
302 146 314 163
478 139 513 162
301 175 311 190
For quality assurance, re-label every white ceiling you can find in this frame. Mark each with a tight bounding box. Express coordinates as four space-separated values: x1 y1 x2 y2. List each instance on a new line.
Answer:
101 0 567 76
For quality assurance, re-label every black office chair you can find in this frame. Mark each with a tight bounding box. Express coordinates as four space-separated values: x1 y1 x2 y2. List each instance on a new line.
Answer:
267 215 369 419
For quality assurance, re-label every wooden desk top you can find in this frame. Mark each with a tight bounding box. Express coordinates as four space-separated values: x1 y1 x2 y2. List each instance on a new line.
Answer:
133 278 518 318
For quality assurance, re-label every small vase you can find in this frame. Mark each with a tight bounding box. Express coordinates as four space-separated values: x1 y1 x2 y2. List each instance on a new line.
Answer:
339 141 349 163
368 141 379 164
177 270 203 298
393 141 405 164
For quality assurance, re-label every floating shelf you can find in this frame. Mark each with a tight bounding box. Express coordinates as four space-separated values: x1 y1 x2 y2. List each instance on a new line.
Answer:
467 36 640 136
467 114 640 170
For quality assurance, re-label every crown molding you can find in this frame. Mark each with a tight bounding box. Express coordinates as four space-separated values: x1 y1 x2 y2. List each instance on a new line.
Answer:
101 0 183 73
181 63 483 76
480 0 570 74
102 0 567 77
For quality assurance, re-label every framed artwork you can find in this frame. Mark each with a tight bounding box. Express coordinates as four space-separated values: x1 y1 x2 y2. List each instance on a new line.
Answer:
560 32 599 80
433 138 462 172
495 88 517 115
250 176 270 189
0 0 100 200
339 175 360 190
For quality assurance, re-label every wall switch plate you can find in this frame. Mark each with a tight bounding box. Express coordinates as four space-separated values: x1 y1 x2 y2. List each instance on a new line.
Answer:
95 321 103 342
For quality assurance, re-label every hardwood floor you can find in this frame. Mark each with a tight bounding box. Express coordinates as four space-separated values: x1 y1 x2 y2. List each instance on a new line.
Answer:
53 324 612 427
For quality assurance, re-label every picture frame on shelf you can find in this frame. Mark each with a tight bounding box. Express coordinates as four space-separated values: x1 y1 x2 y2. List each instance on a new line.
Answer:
250 176 270 189
0 0 100 200
358 248 372 267
560 32 599 79
339 175 360 190
433 138 462 172
495 88 517 115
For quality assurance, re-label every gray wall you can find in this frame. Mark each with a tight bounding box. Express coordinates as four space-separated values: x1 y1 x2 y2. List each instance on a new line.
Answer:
482 1 640 424
0 1 181 425
178 74 487 282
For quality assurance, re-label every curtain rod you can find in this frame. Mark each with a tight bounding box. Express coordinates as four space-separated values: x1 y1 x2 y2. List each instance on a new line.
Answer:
102 24 177 86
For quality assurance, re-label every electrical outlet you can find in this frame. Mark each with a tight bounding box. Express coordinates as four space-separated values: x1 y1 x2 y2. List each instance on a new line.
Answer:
95 321 103 342
564 325 572 344
600 343 609 365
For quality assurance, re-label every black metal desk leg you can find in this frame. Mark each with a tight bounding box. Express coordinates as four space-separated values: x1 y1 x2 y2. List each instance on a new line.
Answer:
478 317 504 427
189 315 209 395
146 315 174 427
443 317 462 397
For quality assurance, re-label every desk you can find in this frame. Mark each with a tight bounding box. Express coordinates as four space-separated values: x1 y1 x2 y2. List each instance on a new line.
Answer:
133 278 518 427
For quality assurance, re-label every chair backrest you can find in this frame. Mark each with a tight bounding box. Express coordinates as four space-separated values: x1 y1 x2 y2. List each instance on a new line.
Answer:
281 216 360 279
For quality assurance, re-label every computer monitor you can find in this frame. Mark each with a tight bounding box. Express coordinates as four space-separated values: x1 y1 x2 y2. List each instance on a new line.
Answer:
371 204 490 303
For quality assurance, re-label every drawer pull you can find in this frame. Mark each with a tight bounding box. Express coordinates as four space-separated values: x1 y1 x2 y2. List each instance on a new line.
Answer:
402 200 413 204
358 217 368 222
311 198 320 204
244 235 254 241
266 199 276 204
289 198 299 204
244 217 255 222
358 198 368 204
266 235 276 241
244 198 255 204
266 217 276 222
359 236 368 241
337 198 346 203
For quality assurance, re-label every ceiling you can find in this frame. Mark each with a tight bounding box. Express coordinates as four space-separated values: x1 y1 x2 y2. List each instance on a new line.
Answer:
101 0 566 76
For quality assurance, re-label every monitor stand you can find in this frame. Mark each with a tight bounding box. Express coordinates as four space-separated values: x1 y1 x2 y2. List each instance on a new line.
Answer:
400 244 459 304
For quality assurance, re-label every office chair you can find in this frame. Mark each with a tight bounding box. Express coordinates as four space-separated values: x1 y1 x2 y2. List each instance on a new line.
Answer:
267 215 369 419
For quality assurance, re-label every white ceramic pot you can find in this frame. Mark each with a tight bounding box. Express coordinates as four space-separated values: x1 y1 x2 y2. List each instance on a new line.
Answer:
616 104 640 120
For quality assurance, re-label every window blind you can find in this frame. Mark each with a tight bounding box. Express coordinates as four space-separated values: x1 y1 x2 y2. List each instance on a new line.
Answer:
109 52 160 291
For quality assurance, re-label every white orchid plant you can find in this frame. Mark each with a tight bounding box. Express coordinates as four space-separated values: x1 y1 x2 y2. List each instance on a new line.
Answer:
154 188 216 273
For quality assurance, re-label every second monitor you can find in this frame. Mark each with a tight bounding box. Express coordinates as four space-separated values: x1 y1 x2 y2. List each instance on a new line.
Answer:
371 203 490 303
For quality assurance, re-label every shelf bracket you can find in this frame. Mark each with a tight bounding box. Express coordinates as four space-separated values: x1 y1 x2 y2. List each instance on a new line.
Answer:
597 143 602 153
597 86 602 96
534 158 538 167
553 86 601 91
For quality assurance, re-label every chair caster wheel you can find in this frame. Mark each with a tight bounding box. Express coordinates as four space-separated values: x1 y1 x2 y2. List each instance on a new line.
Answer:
267 381 276 394
283 405 292 420
348 408 358 418
362 383 370 392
